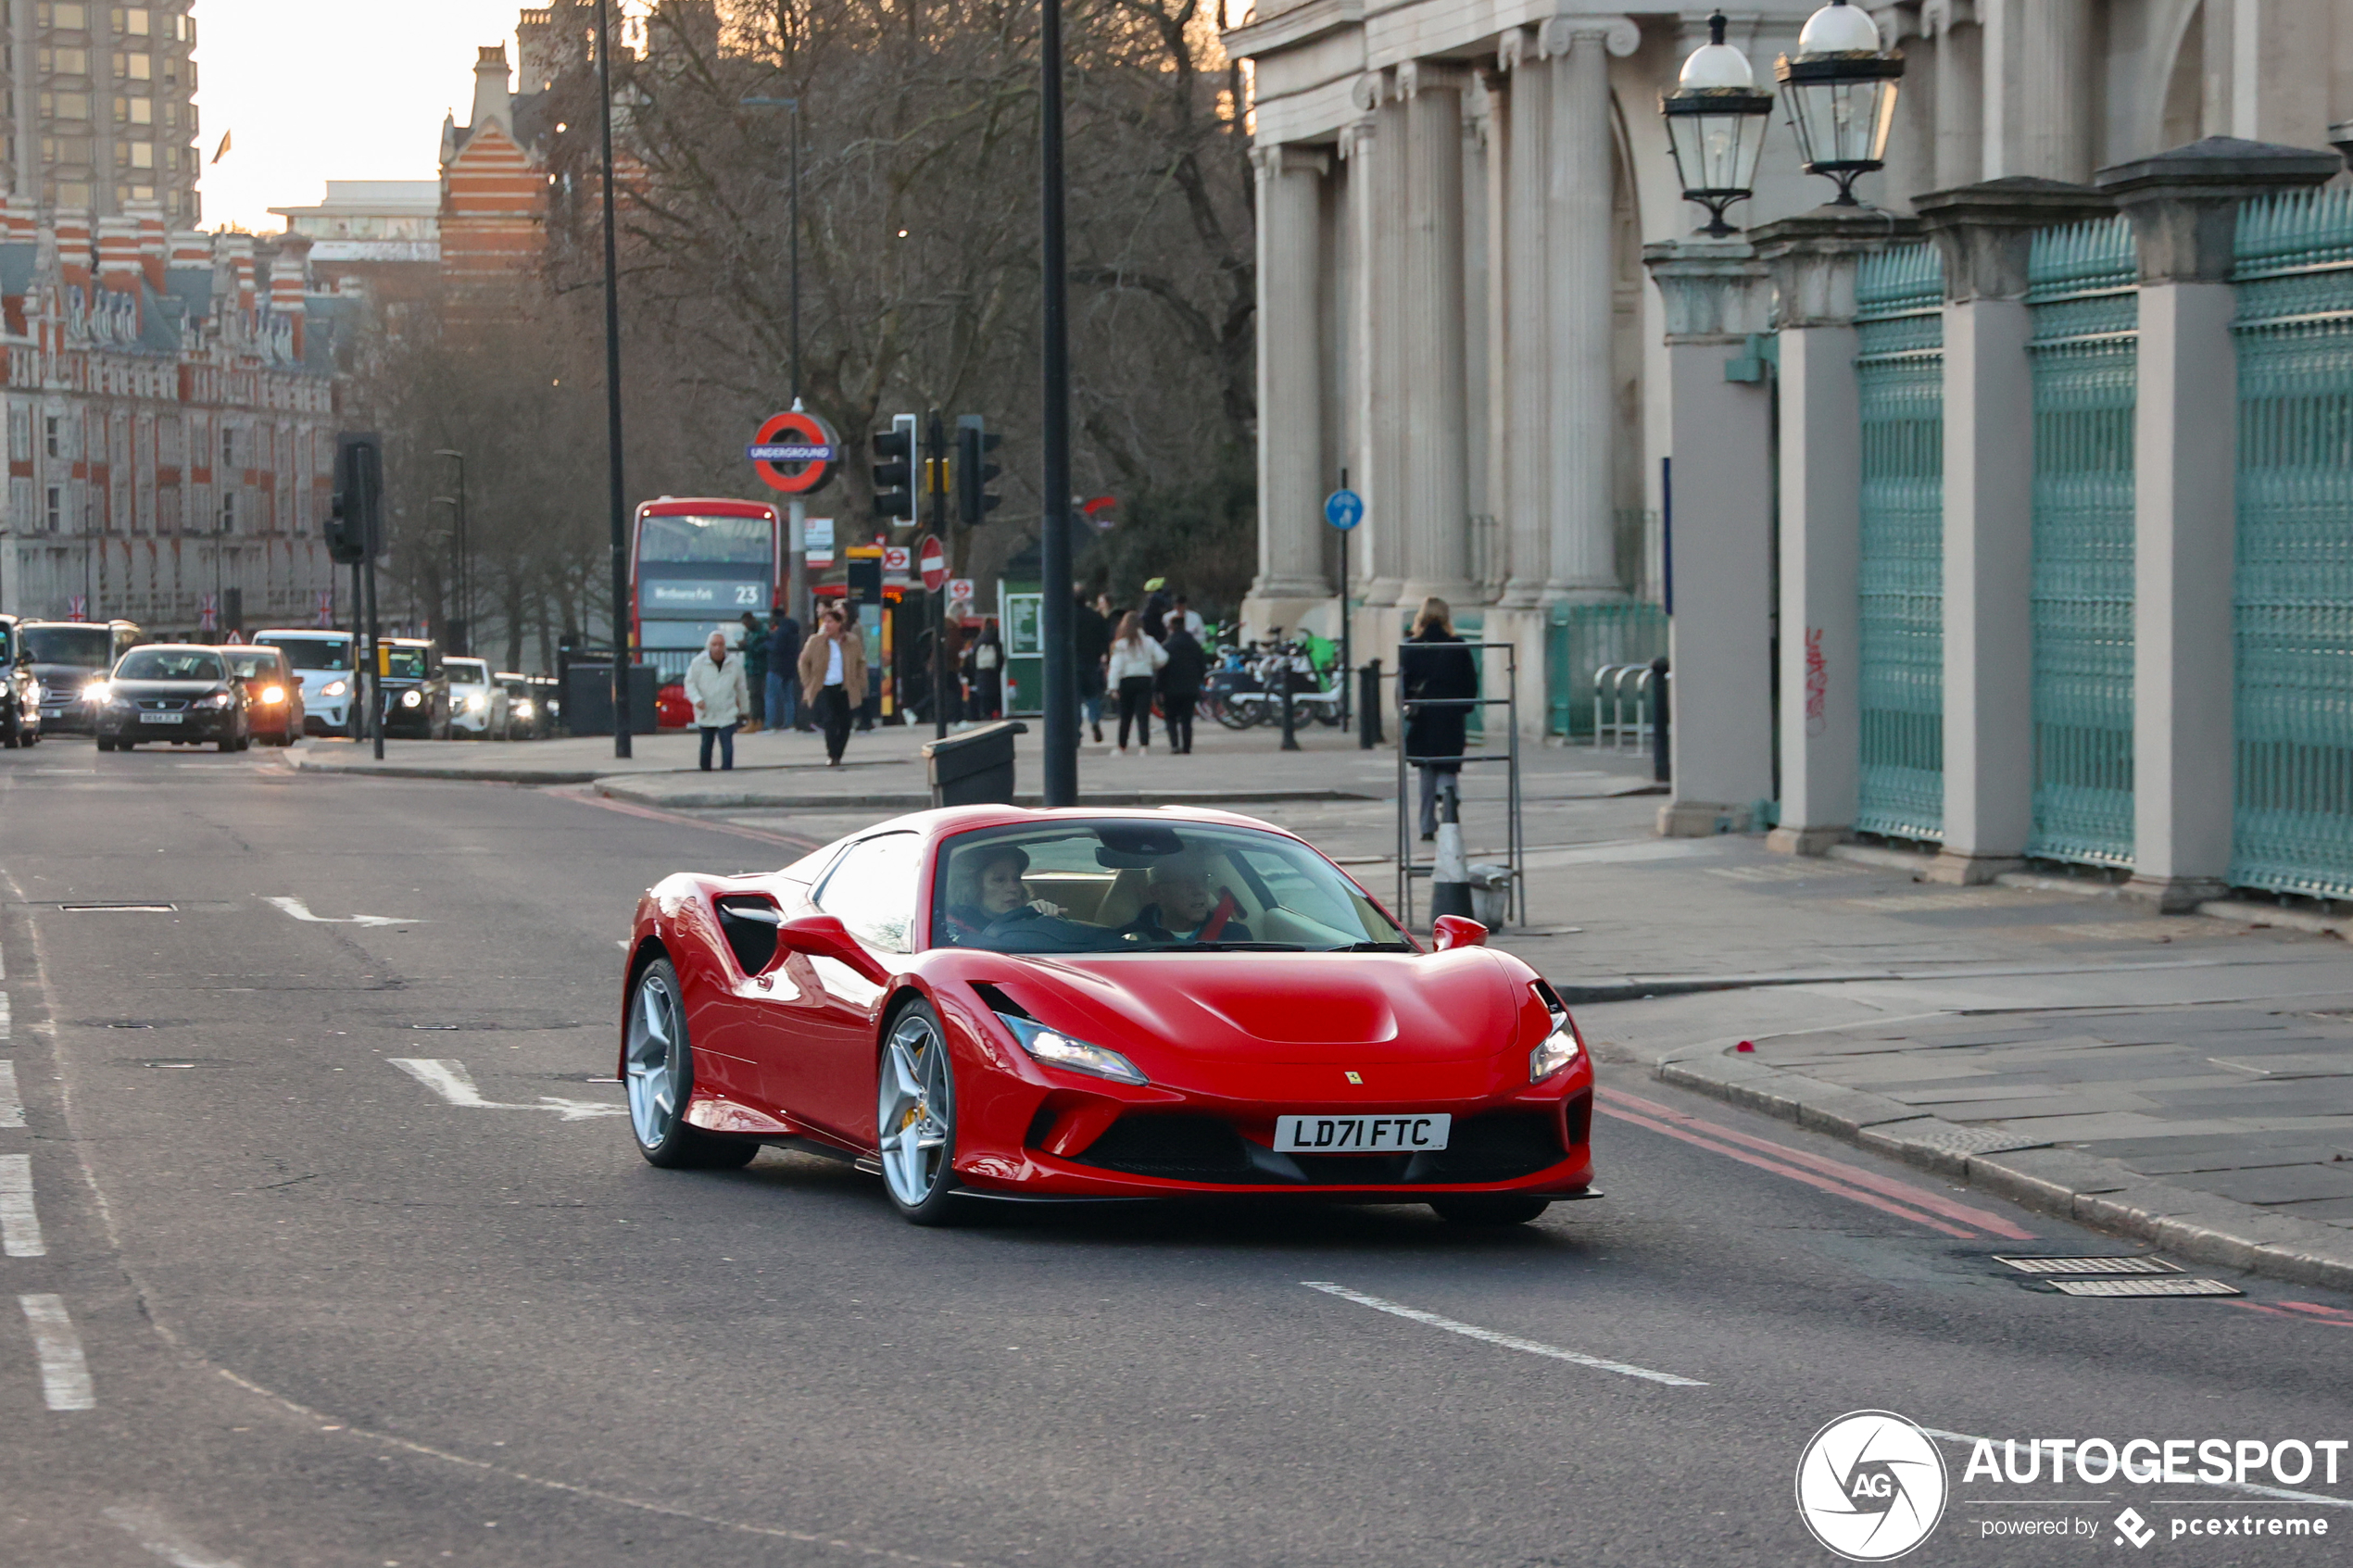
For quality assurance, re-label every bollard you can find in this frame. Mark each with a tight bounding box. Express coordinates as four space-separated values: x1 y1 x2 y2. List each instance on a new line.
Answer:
1279 656 1302 751
1650 655 1669 784
1358 659 1383 748
1428 778 1473 923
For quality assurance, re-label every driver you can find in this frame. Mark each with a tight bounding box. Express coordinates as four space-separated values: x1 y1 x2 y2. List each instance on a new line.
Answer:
1121 857 1253 946
945 845 1066 942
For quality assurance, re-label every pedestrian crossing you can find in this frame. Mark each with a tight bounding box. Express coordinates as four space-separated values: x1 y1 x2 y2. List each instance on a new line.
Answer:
0 960 95 1411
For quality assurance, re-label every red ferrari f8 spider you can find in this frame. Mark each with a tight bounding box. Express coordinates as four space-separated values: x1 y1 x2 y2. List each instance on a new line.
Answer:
619 807 1596 1225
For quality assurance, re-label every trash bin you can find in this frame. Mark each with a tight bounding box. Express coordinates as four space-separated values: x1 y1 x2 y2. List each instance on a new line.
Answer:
564 663 660 736
922 720 1029 807
1466 863 1514 931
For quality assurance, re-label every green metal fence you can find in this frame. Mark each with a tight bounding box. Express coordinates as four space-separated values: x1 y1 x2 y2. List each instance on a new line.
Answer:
2022 218 2138 869
1853 243 1946 843
1546 600 1669 738
2231 191 2353 899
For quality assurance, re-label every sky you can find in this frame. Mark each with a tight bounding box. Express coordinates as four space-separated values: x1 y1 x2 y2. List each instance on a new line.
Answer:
196 0 528 232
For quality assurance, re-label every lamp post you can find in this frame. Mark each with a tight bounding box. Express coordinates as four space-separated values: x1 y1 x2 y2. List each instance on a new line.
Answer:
1774 0 1904 207
433 448 469 656
1661 12 1774 236
1038 0 1076 808
740 93 812 632
595 0 633 758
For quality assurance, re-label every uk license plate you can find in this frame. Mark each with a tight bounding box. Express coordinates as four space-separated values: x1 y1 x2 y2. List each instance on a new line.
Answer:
143 711 184 724
1274 1113 1451 1153
38 707 60 718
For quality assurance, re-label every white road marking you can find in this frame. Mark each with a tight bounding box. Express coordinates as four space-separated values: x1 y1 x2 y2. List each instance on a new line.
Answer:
389 1058 625 1121
0 1154 43 1256
0 989 11 1040
0 1060 20 1128
261 896 418 927
1302 1282 1707 1387
19 1293 94 1410
102 1504 247 1568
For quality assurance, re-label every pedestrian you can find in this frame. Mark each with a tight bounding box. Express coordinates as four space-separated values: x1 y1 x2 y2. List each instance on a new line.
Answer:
1141 577 1174 641
1400 596 1478 840
1106 609 1166 754
799 604 867 766
686 629 750 771
1171 593 1206 642
1159 614 1207 755
967 620 1005 720
765 608 803 733
1074 590 1111 744
738 611 768 732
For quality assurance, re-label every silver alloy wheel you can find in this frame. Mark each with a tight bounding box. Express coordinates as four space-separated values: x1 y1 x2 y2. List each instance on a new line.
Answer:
625 969 686 1149
877 1011 951 1208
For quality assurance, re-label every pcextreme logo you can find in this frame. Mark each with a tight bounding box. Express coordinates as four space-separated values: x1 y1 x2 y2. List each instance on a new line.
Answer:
1796 1411 1952 1562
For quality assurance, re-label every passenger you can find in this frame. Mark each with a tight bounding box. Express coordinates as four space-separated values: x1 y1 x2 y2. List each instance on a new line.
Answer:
945 846 1065 942
1122 859 1253 945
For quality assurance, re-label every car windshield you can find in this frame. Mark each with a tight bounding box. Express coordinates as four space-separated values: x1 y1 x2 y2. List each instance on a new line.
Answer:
258 636 350 671
117 649 224 682
932 821 1410 955
23 625 112 667
445 659 488 685
383 646 429 680
225 652 281 680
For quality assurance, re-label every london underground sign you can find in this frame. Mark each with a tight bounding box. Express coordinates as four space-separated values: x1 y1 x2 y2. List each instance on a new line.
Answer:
747 409 841 495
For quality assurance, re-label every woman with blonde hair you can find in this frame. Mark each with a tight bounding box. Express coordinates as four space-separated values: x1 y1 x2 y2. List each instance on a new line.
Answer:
1400 596 1478 839
1104 609 1166 754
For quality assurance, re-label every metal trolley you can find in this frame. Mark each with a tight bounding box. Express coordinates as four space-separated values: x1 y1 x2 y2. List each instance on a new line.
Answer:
1393 639 1523 931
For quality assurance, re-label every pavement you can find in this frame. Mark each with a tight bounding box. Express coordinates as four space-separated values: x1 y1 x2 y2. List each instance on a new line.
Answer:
6 738 2353 1564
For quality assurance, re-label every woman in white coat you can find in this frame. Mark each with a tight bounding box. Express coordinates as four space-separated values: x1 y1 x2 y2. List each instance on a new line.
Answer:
685 630 752 771
1104 610 1166 754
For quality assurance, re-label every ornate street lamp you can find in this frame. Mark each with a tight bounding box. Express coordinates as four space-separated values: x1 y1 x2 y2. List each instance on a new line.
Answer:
1775 0 1903 206
1661 12 1775 236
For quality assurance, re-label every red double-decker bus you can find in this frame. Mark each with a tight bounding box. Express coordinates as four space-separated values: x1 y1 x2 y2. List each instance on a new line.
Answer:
630 496 782 682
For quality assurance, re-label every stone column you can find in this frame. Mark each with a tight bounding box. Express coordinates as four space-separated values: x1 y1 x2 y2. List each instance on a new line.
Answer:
1917 179 2115 884
2094 138 2338 909
1396 59 1474 607
1642 240 1775 835
1351 77 1408 608
1496 29 1550 606
1924 0 1982 187
1754 212 1921 855
2016 0 2091 182
1541 15 1636 598
1249 144 1332 607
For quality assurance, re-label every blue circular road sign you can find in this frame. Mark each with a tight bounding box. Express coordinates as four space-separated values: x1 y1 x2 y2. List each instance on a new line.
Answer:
1324 488 1365 532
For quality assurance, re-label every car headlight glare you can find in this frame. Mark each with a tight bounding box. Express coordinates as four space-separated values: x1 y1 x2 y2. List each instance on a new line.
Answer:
321 679 349 698
400 689 422 709
1529 996 1583 1084
195 690 233 710
82 681 109 704
512 699 534 719
461 694 484 712
260 685 285 704
995 1011 1147 1086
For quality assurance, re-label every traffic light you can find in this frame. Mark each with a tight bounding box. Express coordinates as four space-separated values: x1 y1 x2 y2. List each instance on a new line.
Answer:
871 413 917 521
956 415 1002 528
326 432 384 563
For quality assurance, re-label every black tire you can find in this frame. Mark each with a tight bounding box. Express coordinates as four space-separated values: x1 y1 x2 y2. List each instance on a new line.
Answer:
624 959 759 1170
876 998 968 1226
94 737 113 753
1429 1195 1552 1226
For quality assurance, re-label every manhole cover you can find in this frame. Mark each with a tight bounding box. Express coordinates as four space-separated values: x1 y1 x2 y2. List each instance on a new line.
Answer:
2050 1277 2244 1298
1995 1255 2183 1275
58 903 176 913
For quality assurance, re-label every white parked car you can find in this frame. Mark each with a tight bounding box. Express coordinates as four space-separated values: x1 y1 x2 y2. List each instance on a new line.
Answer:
445 657 510 739
251 629 358 737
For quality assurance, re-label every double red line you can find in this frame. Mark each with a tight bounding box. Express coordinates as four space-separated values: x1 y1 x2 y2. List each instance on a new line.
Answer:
1596 1085 2035 1241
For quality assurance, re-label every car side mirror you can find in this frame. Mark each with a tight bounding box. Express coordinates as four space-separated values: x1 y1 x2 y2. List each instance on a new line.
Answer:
774 912 891 985
1432 915 1488 952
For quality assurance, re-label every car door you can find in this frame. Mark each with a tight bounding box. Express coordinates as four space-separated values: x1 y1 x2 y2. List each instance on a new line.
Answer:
789 832 924 1141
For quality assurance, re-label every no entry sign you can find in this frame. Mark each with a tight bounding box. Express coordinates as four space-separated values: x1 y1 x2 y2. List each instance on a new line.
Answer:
919 534 947 593
747 409 840 495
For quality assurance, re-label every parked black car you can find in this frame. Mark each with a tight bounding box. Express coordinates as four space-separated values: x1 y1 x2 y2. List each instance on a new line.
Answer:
93 645 252 752
378 638 450 739
0 616 43 748
24 619 144 734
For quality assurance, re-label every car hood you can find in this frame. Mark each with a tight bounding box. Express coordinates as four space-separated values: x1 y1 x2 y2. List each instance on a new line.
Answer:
31 663 100 689
986 949 1522 1065
109 679 230 698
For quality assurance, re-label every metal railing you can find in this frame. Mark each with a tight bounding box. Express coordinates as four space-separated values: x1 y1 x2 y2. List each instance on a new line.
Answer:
1591 662 1658 754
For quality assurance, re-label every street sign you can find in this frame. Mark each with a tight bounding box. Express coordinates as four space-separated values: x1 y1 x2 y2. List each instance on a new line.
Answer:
919 534 947 593
883 545 912 573
747 409 841 495
1324 488 1365 532
804 516 836 568
948 577 975 605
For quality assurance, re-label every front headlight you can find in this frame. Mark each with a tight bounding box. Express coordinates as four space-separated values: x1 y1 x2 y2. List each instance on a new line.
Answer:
260 684 285 705
321 679 349 698
82 681 109 705
194 690 233 710
399 689 422 709
1529 993 1583 1083
512 699 535 720
995 1010 1147 1086
461 693 484 712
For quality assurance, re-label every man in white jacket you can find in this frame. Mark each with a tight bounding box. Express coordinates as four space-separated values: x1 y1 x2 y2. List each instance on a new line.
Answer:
685 630 751 771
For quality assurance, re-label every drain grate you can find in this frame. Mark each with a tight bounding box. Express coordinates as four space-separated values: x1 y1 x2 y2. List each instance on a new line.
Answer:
2050 1277 2244 1298
58 903 176 913
1995 1255 2183 1276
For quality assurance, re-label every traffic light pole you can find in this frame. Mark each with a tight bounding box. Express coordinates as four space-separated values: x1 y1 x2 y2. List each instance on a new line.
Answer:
363 549 384 762
1038 0 1076 808
596 0 633 759
929 409 950 742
